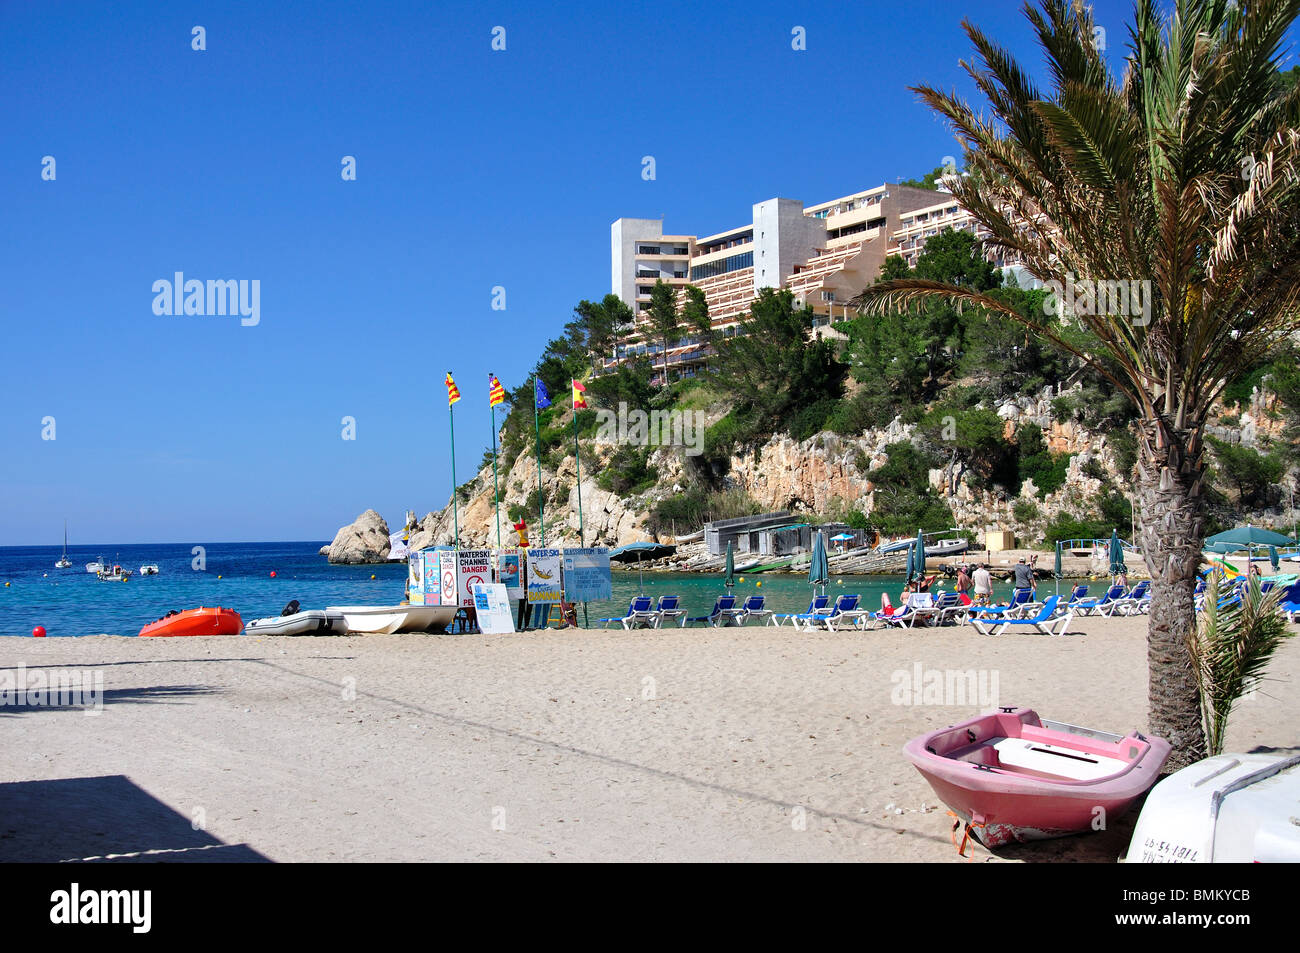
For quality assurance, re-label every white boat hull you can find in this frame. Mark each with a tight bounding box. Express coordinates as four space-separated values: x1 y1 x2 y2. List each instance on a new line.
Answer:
326 605 457 634
246 611 339 636
1127 752 1300 863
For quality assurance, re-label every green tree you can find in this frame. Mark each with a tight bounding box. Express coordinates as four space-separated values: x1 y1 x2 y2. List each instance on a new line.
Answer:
1207 437 1284 508
856 0 1300 767
710 288 847 449
898 164 960 189
647 280 680 385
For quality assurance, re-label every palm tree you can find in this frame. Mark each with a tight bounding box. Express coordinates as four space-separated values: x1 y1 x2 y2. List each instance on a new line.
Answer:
856 0 1300 767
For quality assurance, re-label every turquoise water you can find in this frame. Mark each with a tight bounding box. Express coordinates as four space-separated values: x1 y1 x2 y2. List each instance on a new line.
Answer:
0 541 1029 636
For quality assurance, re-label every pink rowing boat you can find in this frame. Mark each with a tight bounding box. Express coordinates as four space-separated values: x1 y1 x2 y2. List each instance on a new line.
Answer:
903 706 1171 848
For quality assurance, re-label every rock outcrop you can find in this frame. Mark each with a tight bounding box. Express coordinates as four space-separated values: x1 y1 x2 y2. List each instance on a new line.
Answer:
324 380 1298 554
326 509 391 564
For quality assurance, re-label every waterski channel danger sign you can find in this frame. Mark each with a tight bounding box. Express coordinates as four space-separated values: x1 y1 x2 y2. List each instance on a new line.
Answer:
457 550 493 608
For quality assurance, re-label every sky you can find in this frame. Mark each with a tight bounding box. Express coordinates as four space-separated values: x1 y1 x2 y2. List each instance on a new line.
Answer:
2 0 1292 545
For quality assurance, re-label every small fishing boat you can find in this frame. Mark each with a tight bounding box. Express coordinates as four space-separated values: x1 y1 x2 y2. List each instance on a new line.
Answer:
55 522 72 569
326 604 457 634
1127 752 1300 863
85 559 104 574
97 563 133 582
139 607 243 637
904 706 1171 848
138 565 160 576
246 600 345 636
926 537 969 558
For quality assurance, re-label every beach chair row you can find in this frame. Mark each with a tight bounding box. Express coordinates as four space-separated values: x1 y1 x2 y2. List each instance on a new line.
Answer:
594 579 1195 634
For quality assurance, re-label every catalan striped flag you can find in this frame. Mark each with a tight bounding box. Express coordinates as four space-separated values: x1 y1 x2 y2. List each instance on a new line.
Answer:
445 372 461 406
488 374 506 407
572 379 588 410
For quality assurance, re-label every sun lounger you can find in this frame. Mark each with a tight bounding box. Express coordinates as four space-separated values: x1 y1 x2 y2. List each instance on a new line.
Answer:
805 594 866 631
930 591 966 625
598 595 656 629
1071 584 1125 616
770 594 829 626
1108 580 1151 615
880 592 940 628
737 595 772 625
689 594 739 627
966 587 1036 621
654 595 687 628
970 595 1073 636
1277 582 1300 622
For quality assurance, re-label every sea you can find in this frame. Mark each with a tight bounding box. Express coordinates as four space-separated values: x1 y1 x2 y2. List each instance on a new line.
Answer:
0 541 1024 637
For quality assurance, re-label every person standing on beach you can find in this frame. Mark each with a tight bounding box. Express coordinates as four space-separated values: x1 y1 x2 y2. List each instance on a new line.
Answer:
972 564 993 606
1012 557 1036 593
955 564 972 595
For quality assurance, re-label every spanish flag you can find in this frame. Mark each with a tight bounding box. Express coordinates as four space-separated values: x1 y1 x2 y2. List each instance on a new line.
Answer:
571 379 587 410
445 372 461 406
488 374 506 407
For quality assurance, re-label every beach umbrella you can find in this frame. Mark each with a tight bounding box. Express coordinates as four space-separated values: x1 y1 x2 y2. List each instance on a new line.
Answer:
809 531 829 596
724 541 736 592
912 528 926 583
609 542 676 593
1204 527 1296 576
1269 546 1280 573
1109 529 1126 580
1205 526 1298 549
1054 540 1063 596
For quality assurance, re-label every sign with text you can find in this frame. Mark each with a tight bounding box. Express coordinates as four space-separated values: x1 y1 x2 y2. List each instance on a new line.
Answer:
438 549 458 606
562 548 612 602
527 548 563 603
498 548 525 600
473 583 516 634
457 549 494 608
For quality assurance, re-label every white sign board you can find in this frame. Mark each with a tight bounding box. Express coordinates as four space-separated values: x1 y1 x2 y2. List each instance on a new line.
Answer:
472 583 516 634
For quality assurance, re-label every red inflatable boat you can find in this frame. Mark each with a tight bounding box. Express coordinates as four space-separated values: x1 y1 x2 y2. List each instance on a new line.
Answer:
139 607 243 637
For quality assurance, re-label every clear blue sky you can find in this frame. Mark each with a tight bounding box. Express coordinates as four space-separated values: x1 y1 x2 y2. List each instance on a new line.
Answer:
1 0 1285 545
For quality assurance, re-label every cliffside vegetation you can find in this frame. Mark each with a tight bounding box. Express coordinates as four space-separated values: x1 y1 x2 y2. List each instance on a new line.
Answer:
481 213 1299 547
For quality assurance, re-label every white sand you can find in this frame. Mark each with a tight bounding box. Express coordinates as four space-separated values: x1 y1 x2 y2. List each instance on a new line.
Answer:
1 616 1296 862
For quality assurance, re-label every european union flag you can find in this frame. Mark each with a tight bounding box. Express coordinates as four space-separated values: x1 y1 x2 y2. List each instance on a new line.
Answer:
535 378 552 409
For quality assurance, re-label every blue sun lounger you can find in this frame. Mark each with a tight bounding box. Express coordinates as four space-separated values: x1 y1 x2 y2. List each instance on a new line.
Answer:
689 594 739 627
655 594 687 628
598 595 655 629
769 594 829 626
970 595 1073 636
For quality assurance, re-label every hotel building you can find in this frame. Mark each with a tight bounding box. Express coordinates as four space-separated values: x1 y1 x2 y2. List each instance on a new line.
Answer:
610 182 1026 380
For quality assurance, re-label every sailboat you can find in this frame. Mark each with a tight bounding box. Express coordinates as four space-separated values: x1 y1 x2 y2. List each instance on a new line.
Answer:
55 521 72 569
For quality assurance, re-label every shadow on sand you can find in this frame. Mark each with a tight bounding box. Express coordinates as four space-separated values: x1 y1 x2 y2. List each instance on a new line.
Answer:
0 775 270 862
0 684 222 716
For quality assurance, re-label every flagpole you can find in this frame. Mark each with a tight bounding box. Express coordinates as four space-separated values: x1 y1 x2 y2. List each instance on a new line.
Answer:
490 401 502 551
572 381 588 629
447 377 460 549
573 399 585 547
534 374 546 547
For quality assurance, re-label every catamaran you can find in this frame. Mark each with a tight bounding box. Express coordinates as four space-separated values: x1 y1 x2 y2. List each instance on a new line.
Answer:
55 521 72 569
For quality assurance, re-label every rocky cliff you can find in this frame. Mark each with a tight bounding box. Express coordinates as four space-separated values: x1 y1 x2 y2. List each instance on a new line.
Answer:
325 382 1295 552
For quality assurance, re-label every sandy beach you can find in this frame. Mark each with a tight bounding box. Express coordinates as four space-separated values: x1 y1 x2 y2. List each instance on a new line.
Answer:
1 615 1296 863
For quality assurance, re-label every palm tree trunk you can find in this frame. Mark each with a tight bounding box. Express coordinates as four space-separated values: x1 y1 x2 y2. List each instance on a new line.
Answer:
1134 419 1208 770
